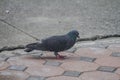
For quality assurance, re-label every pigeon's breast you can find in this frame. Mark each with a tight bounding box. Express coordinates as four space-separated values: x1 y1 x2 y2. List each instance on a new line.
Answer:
64 39 76 50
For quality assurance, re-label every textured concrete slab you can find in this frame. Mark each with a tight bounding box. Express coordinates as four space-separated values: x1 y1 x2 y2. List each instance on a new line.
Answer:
0 0 120 43
0 21 35 48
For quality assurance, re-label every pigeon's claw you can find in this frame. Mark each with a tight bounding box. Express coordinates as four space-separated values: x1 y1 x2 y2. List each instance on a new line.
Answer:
56 54 66 59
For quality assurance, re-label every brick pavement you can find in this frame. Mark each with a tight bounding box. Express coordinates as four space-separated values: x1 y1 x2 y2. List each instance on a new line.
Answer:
0 43 120 80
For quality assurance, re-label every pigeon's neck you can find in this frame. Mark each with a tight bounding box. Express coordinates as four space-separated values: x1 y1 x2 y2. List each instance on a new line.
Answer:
67 34 77 41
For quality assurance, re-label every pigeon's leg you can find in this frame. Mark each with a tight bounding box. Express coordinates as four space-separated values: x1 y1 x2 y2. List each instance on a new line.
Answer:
54 52 66 59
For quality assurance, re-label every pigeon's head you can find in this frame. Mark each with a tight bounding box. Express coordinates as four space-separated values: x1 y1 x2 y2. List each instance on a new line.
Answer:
67 30 80 39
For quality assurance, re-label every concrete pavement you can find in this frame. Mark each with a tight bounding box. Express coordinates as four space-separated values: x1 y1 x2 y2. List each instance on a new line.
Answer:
0 0 120 48
0 21 35 49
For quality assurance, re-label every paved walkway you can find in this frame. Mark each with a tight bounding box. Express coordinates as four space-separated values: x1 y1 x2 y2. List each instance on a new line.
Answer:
0 38 120 80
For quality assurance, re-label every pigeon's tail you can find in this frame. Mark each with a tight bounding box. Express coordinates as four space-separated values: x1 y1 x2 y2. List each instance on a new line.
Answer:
24 43 38 52
24 42 42 52
24 42 46 52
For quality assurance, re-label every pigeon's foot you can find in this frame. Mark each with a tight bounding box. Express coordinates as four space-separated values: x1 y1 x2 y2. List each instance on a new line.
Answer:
56 55 66 59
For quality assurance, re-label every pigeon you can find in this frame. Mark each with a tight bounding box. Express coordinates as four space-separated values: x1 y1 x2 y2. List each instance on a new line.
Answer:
24 30 79 59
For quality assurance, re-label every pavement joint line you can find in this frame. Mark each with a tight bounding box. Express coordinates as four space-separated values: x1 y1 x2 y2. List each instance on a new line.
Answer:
77 34 120 42
0 19 39 41
4 57 9 61
115 72 120 76
0 57 9 61
93 61 101 66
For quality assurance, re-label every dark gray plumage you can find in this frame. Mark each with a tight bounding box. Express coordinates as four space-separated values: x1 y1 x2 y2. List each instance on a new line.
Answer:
24 30 79 59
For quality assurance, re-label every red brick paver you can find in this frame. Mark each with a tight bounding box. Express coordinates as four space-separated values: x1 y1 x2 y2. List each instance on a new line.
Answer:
61 61 99 72
75 47 111 58
26 65 64 77
7 55 45 66
95 57 120 67
79 71 120 80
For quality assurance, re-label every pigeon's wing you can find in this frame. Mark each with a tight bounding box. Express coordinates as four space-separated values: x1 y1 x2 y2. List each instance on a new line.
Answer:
42 36 68 52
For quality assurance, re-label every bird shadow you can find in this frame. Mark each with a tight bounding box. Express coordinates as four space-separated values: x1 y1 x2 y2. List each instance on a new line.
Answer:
31 56 80 61
23 53 80 61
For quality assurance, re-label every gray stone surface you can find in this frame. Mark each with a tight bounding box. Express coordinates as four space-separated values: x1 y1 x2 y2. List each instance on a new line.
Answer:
44 61 62 66
63 71 81 77
111 52 120 57
8 65 27 71
80 56 96 62
0 0 120 48
97 66 117 72
26 76 46 80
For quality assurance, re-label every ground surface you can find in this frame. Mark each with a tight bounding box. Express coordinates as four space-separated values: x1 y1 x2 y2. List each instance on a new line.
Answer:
0 38 120 80
0 0 120 80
